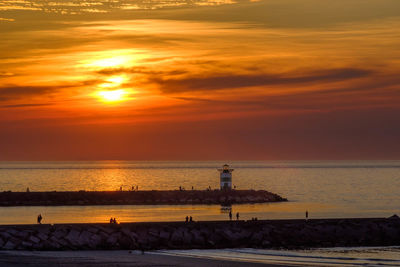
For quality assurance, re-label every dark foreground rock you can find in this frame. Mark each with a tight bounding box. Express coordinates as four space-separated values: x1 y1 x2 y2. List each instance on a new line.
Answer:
1 217 400 250
0 190 286 206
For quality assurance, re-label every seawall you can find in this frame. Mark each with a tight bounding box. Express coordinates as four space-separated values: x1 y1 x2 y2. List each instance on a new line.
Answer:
1 217 400 250
0 190 286 206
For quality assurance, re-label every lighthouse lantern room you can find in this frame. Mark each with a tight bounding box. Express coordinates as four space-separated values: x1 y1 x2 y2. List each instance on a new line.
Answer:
218 164 234 190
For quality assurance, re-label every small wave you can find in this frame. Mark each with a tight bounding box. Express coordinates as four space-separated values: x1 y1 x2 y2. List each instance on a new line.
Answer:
152 247 400 266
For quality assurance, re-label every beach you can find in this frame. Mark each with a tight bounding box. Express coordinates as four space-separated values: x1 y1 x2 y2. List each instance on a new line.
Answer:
0 250 283 267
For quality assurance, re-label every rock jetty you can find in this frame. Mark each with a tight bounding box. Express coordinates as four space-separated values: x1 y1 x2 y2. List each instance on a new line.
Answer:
1 217 400 250
0 190 286 206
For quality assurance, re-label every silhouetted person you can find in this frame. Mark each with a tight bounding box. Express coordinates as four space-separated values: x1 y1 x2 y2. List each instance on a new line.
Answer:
179 186 182 191
113 218 117 224
236 212 239 220
189 216 193 222
229 211 232 220
26 187 30 192
110 217 113 224
306 210 309 221
120 186 122 191
185 216 189 222
192 186 194 190
37 214 42 224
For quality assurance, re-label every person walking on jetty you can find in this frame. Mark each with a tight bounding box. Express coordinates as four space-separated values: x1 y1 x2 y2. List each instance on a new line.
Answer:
236 212 240 220
229 211 232 220
37 214 42 224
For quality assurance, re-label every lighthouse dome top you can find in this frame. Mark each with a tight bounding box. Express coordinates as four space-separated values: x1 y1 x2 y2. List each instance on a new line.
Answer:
218 164 234 173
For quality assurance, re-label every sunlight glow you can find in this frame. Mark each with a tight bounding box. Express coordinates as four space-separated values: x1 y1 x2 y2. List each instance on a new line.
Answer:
98 89 128 102
99 75 127 88
91 56 129 68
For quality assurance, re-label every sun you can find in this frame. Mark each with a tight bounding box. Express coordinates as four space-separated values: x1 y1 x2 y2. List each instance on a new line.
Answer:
98 89 127 102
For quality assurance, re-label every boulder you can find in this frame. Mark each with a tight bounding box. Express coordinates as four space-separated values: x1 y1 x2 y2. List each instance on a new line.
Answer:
88 234 102 249
170 230 183 245
191 229 205 245
52 230 67 239
36 232 48 241
20 241 34 249
29 235 41 244
65 229 81 245
3 238 19 250
159 231 170 241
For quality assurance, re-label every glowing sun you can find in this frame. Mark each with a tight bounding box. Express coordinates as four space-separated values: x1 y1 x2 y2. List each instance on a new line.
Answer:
98 89 127 102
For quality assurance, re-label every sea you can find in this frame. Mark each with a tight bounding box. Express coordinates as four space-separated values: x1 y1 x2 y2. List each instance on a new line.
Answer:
1 160 400 266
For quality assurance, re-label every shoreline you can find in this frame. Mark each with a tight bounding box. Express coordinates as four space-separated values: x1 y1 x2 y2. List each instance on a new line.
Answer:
0 250 286 267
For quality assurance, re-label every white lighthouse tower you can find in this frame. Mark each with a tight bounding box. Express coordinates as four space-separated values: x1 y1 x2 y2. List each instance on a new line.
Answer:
218 164 234 190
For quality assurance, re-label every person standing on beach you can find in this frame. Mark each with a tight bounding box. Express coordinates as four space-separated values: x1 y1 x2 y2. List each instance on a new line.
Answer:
236 212 239 220
37 214 42 224
306 210 309 221
229 211 232 220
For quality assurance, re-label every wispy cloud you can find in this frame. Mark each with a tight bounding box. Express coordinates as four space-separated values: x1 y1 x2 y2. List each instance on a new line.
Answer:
154 68 374 93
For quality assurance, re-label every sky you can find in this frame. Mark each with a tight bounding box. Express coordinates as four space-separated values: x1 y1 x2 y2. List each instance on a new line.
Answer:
0 0 400 160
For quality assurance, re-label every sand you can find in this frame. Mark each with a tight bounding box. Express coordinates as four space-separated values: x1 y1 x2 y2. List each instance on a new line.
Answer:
0 250 295 267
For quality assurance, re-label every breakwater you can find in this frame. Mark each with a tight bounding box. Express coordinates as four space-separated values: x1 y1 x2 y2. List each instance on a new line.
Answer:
0 190 286 206
1 217 400 250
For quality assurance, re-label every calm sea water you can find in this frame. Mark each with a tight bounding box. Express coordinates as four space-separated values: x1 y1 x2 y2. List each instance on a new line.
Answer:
0 161 399 224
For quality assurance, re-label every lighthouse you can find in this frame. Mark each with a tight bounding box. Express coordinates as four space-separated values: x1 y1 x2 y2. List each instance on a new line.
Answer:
218 164 234 190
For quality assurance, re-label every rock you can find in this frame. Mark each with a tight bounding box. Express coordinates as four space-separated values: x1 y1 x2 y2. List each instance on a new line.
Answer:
250 232 263 245
389 214 400 219
119 236 135 249
36 232 48 241
52 229 67 239
87 227 99 234
13 230 30 239
29 235 41 244
148 228 159 237
3 238 20 249
170 230 183 245
191 229 205 245
0 231 12 240
5 229 19 236
159 231 170 241
182 231 192 245
20 241 34 249
77 230 93 246
88 234 102 249
65 229 81 245
106 233 120 246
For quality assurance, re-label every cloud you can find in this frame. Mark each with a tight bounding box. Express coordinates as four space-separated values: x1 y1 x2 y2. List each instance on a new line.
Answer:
153 68 374 93
96 66 187 76
0 80 98 102
0 103 51 108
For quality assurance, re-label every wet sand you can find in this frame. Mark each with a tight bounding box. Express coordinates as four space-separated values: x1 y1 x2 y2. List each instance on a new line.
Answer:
0 250 291 267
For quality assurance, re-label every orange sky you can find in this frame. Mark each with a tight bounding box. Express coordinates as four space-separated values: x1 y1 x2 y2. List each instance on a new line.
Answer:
1 0 400 160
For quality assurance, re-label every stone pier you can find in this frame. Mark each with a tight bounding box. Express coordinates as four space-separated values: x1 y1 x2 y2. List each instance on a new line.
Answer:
1 217 400 250
0 190 287 206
